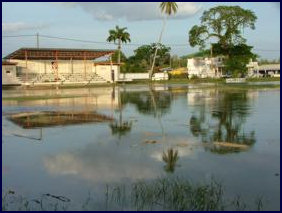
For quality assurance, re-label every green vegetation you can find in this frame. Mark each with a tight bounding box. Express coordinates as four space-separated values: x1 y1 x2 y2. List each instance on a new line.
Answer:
125 43 171 73
2 178 265 211
189 6 258 76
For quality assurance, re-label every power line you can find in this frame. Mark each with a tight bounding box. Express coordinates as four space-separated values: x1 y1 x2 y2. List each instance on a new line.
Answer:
2 34 281 52
2 34 36 38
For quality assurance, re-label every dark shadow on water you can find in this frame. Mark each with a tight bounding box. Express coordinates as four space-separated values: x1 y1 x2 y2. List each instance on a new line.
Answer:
7 111 114 129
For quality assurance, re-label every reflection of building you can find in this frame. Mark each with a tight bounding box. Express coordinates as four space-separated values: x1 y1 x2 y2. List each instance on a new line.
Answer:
3 48 120 85
187 57 224 78
2 87 120 110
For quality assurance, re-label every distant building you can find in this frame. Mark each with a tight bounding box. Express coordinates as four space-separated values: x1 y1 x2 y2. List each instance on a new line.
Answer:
3 48 119 86
187 57 280 78
187 57 224 78
255 64 280 77
246 60 259 77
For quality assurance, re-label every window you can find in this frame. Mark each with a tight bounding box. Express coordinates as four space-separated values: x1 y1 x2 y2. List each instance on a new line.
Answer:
6 70 11 74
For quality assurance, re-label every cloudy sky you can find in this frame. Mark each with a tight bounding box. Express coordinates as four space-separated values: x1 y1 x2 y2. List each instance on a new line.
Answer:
2 2 280 59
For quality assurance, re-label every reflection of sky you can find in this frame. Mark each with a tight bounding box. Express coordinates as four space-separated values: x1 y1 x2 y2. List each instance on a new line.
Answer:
2 85 280 210
44 142 159 183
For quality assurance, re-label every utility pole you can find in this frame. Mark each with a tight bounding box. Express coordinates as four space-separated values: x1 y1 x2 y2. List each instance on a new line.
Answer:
36 33 39 48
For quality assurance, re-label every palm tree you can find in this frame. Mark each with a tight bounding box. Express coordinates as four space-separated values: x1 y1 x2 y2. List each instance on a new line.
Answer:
107 25 131 77
149 2 178 79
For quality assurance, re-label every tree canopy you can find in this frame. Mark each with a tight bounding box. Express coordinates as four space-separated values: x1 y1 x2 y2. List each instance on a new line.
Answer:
188 6 258 76
189 6 257 50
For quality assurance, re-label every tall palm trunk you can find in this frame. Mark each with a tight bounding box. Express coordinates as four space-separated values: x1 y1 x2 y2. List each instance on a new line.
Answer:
118 39 121 80
149 16 167 79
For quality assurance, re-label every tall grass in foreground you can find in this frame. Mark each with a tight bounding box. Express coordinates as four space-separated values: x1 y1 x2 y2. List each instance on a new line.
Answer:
2 178 264 211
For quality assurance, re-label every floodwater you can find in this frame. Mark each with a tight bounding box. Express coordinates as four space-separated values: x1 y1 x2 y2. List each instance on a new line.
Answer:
2 83 280 210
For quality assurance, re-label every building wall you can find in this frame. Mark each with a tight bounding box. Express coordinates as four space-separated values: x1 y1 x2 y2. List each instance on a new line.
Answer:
119 73 149 80
9 59 119 82
94 65 119 82
119 72 168 81
187 58 223 78
2 65 21 85
10 59 94 74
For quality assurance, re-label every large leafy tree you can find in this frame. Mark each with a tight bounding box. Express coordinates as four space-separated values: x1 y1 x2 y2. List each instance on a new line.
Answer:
189 6 257 49
188 6 257 76
107 26 131 73
149 2 178 79
125 43 171 73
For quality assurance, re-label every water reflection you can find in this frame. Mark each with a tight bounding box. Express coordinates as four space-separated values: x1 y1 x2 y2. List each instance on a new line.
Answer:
109 87 133 138
188 90 257 154
121 87 172 117
44 142 158 182
109 121 132 138
162 148 179 173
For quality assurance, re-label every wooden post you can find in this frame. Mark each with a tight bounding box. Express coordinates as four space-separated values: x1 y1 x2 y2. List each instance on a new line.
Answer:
110 54 113 82
84 52 86 79
71 57 73 74
55 51 58 81
25 50 28 83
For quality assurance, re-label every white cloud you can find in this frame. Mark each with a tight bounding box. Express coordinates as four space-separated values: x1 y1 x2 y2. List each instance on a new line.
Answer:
60 2 200 21
2 22 48 33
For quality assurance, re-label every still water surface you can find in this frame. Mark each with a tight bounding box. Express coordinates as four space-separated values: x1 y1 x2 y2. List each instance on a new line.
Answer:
2 84 280 210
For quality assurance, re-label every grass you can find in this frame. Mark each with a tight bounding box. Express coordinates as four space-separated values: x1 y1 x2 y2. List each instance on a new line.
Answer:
2 177 266 211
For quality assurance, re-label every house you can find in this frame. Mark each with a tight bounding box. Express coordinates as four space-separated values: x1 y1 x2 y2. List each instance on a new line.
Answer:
246 60 259 77
187 57 224 78
255 64 280 77
187 56 280 78
3 48 119 86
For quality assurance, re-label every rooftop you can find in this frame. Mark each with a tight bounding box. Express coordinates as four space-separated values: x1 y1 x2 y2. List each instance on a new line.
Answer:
4 48 116 60
2 61 17 65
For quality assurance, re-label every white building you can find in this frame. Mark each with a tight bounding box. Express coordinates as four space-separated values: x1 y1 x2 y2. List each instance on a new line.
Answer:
187 57 224 78
3 48 120 86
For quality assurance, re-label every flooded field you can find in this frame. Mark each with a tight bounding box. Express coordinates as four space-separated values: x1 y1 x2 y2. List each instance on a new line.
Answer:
2 83 280 210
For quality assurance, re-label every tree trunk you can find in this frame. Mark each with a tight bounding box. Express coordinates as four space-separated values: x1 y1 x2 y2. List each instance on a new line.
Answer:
149 16 167 80
118 39 121 77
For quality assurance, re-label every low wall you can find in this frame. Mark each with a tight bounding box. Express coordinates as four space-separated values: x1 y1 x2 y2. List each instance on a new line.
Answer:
226 78 246 83
119 72 168 81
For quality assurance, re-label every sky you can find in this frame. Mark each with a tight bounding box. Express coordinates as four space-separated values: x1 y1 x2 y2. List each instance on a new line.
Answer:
2 2 280 59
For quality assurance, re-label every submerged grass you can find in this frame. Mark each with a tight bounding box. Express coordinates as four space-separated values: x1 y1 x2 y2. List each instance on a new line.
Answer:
2 177 266 211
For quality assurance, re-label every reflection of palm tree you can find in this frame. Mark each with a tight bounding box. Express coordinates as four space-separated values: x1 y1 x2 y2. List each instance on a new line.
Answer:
109 87 132 138
162 148 179 173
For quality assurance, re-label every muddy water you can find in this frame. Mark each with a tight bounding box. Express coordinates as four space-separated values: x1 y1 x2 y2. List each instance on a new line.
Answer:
2 84 280 210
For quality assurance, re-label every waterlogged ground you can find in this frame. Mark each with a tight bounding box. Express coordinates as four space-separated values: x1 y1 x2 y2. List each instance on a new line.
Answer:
2 83 280 210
